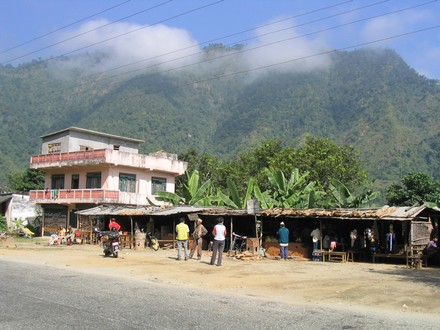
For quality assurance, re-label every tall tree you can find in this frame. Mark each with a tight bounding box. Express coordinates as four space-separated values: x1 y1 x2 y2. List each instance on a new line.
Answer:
7 169 44 192
385 172 440 206
271 136 368 191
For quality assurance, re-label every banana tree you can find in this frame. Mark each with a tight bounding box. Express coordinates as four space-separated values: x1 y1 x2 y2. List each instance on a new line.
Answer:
261 167 321 208
216 177 257 208
155 170 213 206
329 178 380 208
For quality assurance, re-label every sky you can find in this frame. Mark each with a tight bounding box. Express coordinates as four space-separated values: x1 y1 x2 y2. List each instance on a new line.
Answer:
0 0 439 80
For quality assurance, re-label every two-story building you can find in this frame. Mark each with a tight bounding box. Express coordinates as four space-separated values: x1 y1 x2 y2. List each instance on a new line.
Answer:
29 127 187 235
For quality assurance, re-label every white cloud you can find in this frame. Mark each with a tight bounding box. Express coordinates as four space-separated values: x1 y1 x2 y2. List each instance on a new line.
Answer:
239 18 332 75
52 19 202 74
361 9 431 45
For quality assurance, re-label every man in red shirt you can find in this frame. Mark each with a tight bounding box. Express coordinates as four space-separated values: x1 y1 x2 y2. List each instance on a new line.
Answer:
109 218 121 232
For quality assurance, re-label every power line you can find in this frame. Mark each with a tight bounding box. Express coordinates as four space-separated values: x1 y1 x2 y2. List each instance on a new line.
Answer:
184 25 440 87
81 0 356 79
2 0 224 65
2 0 174 64
93 0 431 82
0 0 131 55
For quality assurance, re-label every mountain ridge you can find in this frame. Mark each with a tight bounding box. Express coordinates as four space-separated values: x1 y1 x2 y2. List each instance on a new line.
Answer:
0 47 439 188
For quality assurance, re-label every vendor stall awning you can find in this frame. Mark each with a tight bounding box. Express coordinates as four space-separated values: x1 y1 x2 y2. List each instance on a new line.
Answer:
260 205 432 221
75 204 210 216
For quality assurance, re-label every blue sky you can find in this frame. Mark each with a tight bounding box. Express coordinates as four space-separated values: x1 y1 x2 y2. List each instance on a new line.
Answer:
1 0 439 80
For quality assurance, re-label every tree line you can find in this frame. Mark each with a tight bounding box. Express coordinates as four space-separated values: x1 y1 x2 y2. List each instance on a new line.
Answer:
7 136 440 209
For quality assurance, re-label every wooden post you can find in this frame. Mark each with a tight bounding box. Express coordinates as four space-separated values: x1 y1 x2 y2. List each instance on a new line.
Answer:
173 218 176 249
229 216 233 253
319 220 323 251
130 217 133 249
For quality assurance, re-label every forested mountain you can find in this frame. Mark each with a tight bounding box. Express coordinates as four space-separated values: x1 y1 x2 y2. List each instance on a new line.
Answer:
0 47 439 188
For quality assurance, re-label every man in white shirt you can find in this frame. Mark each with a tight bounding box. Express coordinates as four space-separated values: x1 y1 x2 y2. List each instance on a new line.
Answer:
210 217 227 266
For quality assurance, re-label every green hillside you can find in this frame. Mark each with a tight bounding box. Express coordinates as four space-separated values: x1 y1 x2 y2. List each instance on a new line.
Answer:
0 47 439 188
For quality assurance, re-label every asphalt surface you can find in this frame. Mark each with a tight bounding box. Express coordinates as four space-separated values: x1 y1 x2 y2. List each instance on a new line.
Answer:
0 260 437 329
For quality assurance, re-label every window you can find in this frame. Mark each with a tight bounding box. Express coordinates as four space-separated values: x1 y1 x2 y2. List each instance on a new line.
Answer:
71 174 79 189
86 172 101 189
80 145 93 151
152 177 166 194
48 143 61 154
113 145 120 151
51 174 65 189
119 173 136 193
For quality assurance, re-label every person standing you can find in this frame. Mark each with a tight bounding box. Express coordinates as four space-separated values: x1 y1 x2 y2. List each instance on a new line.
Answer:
310 227 321 251
210 217 227 266
189 218 208 260
277 222 289 260
176 217 190 260
109 218 121 232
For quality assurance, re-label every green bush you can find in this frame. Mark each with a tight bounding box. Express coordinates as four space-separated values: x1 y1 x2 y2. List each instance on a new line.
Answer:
0 215 6 232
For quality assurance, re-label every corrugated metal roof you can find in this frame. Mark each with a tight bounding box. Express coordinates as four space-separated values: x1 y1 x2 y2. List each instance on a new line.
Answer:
75 204 209 216
0 195 12 204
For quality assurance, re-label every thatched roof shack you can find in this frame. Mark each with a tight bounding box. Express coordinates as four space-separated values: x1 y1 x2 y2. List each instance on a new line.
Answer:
258 205 439 256
76 204 439 258
259 205 431 220
76 205 209 245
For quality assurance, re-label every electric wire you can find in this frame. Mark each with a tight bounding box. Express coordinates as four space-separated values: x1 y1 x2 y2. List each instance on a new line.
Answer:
90 0 435 83
0 0 131 55
5 0 437 100
2 0 223 65
80 0 359 79
184 25 440 87
1 0 173 64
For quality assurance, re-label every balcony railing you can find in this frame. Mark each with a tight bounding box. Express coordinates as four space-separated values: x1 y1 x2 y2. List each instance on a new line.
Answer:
30 149 187 175
30 189 120 204
29 189 157 206
30 149 107 164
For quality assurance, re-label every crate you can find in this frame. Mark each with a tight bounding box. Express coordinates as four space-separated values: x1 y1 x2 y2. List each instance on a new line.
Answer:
312 250 322 262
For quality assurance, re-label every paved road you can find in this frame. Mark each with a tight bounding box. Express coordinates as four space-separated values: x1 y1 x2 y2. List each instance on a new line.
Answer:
0 260 436 329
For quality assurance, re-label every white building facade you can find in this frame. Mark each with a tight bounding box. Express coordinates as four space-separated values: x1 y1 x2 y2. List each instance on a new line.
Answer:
29 127 187 235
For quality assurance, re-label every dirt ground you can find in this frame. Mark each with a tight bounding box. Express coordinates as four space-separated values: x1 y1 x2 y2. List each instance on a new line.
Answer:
1 237 440 319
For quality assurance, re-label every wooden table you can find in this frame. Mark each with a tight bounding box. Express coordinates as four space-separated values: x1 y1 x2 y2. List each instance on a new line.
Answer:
322 251 348 262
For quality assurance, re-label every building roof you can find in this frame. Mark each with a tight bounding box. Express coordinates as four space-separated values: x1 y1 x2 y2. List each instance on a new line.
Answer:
75 204 437 221
0 195 13 204
75 204 208 216
260 205 431 221
40 127 145 143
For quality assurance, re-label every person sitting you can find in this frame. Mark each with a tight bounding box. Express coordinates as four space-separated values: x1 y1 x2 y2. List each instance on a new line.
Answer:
62 225 75 245
48 233 59 246
425 236 439 264
57 225 66 244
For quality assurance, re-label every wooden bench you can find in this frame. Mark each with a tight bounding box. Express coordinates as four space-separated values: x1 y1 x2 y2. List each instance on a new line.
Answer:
408 244 428 268
79 230 92 244
346 250 366 262
43 227 58 236
322 251 347 262
372 252 407 264
157 239 175 249
119 234 133 249
246 238 260 255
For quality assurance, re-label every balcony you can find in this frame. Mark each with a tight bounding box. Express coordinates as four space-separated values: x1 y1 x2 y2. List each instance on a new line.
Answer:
30 149 186 175
30 189 157 206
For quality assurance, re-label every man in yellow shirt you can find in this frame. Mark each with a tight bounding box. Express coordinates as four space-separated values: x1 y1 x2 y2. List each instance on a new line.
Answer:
176 217 190 260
